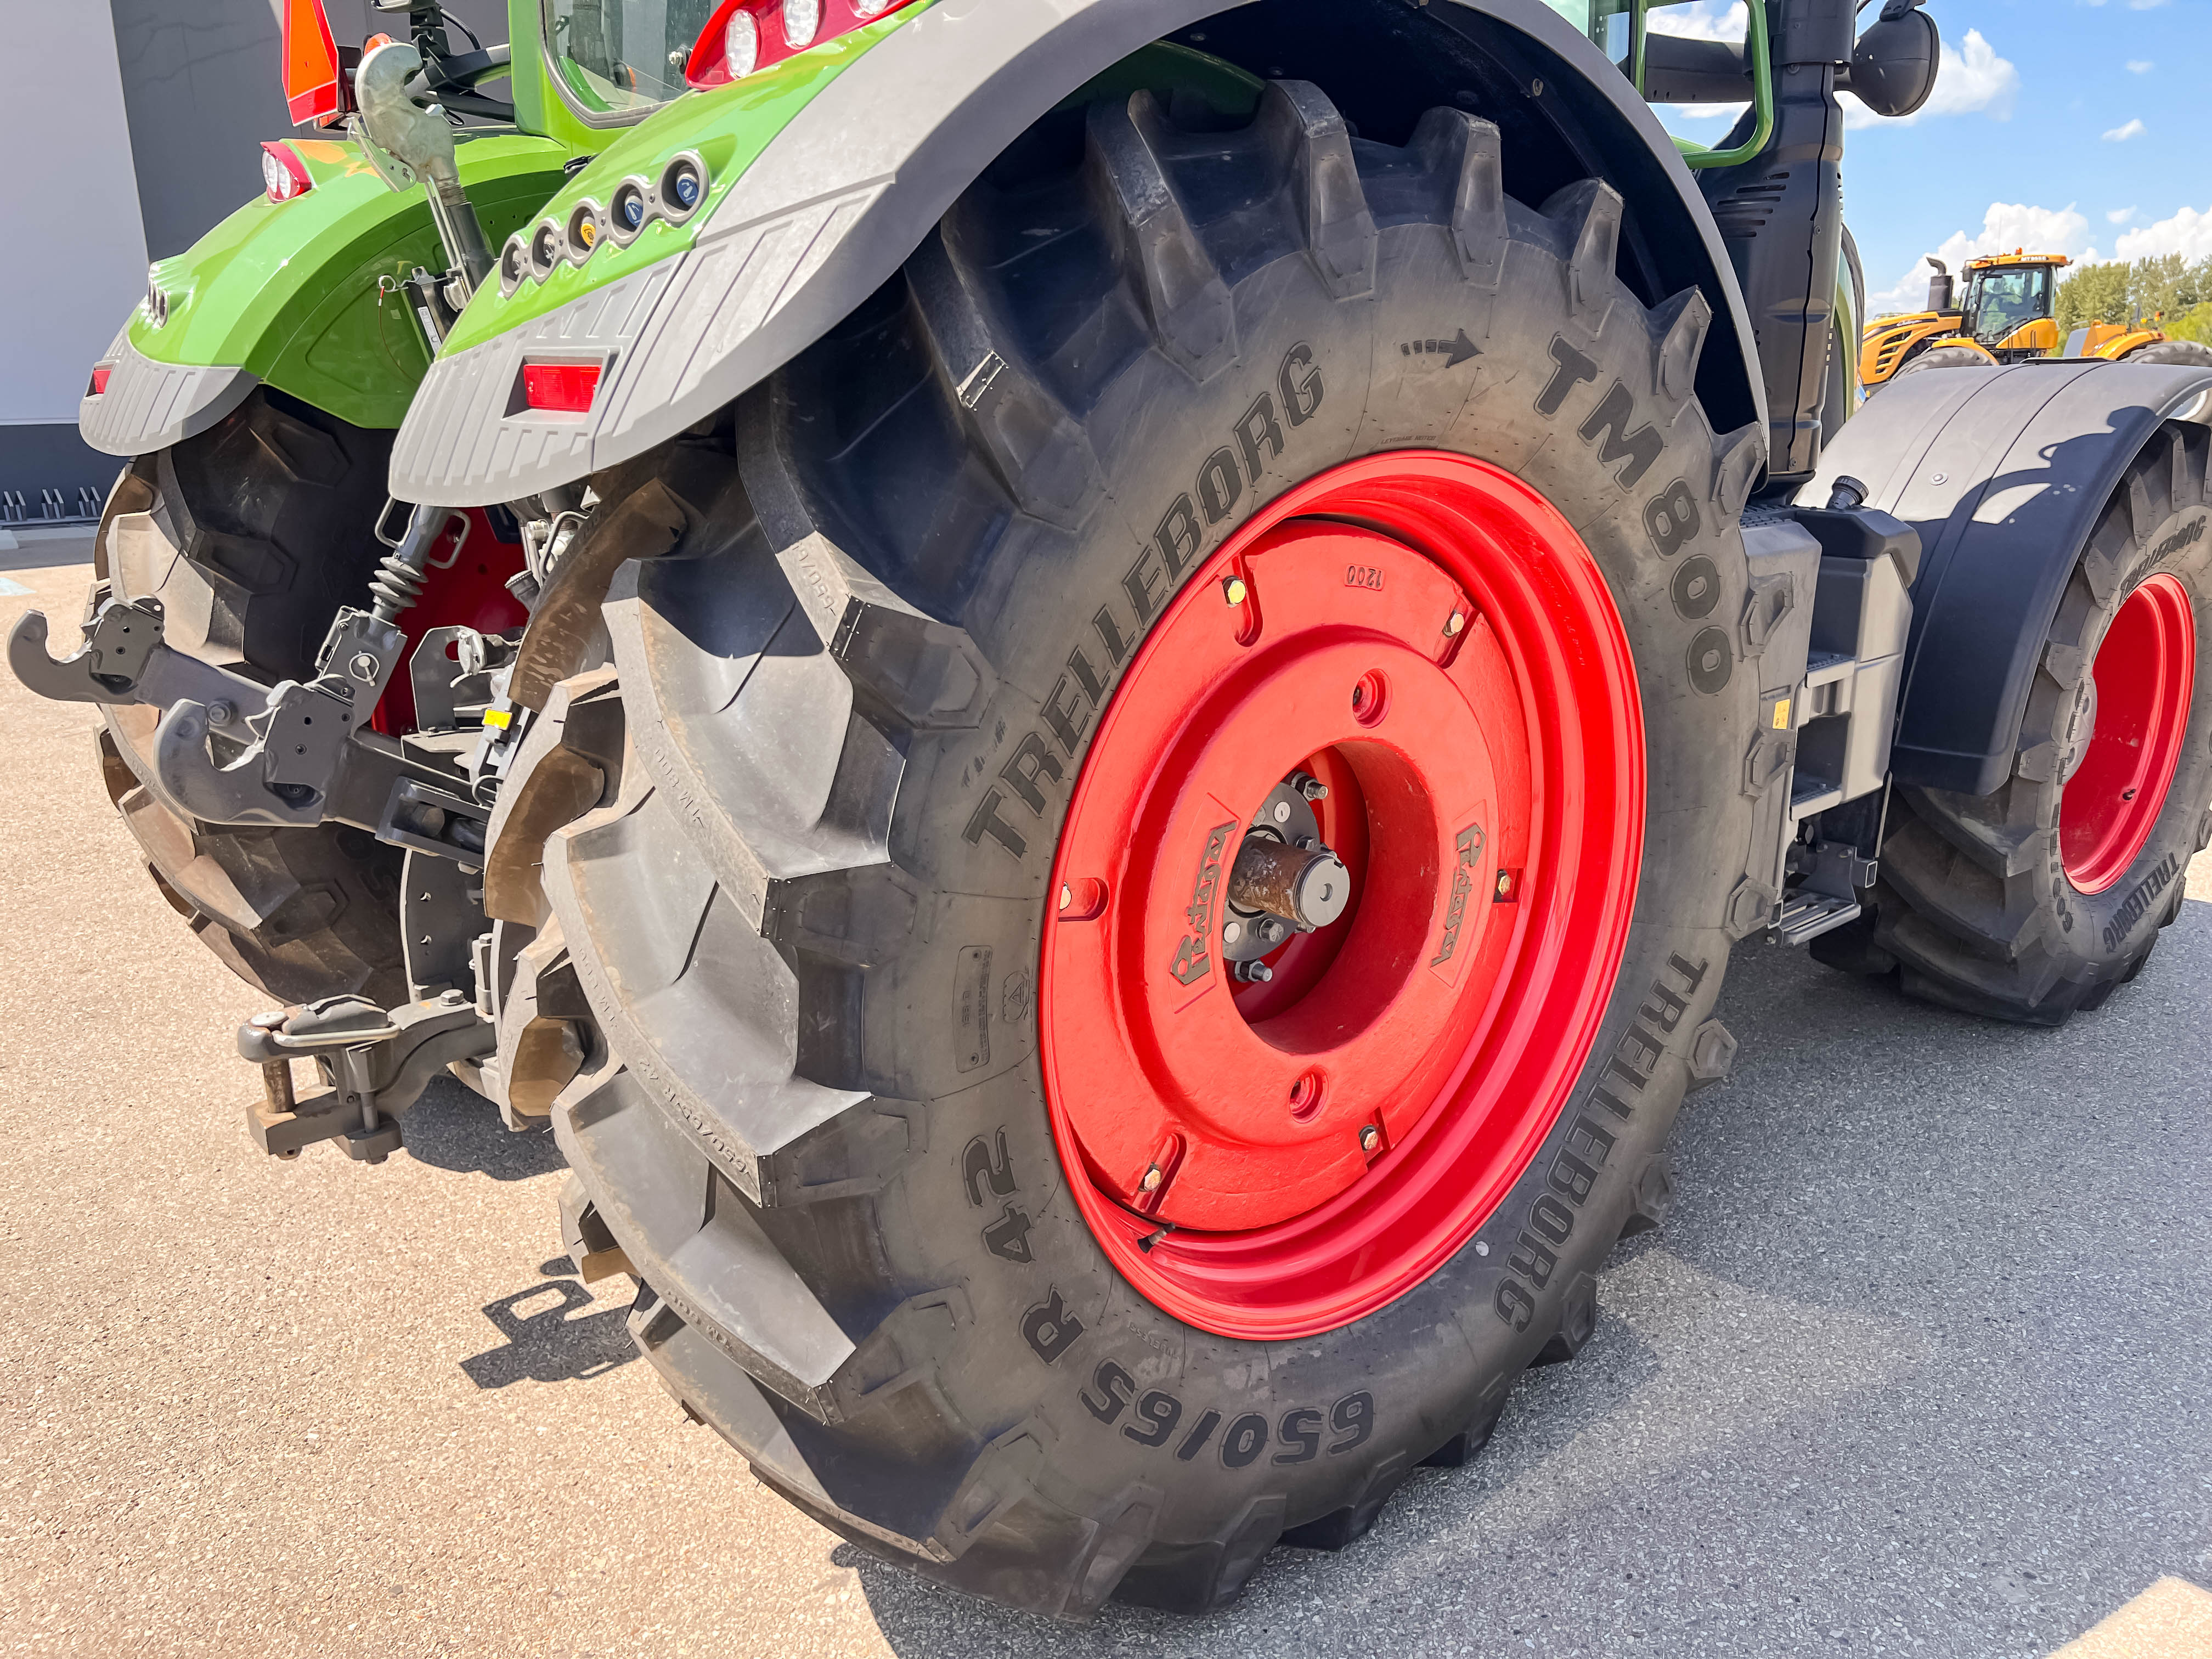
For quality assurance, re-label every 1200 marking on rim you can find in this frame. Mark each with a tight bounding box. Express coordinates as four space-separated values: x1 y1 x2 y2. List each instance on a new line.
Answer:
1039 452 1646 1340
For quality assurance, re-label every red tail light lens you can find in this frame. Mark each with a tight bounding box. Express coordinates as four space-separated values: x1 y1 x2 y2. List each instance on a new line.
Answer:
685 0 923 89
88 365 112 398
522 363 603 413
261 142 314 204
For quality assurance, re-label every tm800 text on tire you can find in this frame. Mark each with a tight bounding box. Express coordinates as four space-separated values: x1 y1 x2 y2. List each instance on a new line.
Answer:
538 82 1766 1617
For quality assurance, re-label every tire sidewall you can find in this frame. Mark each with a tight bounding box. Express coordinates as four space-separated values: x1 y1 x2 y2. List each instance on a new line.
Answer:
861 211 1759 1544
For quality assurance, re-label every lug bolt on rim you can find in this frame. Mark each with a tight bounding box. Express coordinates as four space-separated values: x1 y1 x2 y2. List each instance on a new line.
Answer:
1358 1124 1380 1153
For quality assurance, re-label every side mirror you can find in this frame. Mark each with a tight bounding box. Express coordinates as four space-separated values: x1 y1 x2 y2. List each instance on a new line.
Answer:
1848 7 1941 119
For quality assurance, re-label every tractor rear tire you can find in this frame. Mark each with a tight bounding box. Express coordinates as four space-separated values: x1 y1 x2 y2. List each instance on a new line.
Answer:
89 390 407 1007
537 82 1766 1617
1815 421 2212 1022
1894 343 1993 377
2122 339 2212 369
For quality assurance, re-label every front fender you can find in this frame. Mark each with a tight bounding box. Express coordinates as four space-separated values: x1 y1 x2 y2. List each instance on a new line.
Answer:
1805 359 2212 795
390 0 1765 507
81 135 571 456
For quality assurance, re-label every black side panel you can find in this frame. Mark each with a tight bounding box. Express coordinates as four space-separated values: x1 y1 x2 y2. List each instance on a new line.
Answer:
1700 0 1852 487
1803 361 2212 795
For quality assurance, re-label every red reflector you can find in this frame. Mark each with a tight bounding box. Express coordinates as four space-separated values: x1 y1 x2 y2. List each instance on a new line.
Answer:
88 365 112 398
523 363 602 413
281 0 343 126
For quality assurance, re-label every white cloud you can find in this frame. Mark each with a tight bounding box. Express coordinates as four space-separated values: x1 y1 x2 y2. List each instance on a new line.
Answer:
1647 0 1745 41
2102 117 2147 141
1842 28 2018 129
2108 206 2138 224
2111 205 2212 263
1865 202 2091 315
2127 59 2154 72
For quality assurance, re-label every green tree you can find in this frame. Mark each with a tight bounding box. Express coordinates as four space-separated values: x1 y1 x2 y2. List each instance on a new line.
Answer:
2170 301 2212 346
2055 261 2131 331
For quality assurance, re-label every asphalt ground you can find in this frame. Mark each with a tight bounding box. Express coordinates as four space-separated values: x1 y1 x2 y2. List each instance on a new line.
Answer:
1 546 2207 1658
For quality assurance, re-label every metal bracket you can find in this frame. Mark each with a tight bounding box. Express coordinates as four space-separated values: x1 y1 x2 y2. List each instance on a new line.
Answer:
241 991 494 1163
8 595 265 715
146 606 416 828
409 625 514 732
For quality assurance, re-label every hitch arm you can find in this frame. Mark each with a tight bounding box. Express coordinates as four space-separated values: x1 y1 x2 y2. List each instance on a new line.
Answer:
241 992 494 1163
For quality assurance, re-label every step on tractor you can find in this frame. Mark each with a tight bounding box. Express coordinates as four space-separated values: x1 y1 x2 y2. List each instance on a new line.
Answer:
1863 250 2212 388
13 0 2212 1621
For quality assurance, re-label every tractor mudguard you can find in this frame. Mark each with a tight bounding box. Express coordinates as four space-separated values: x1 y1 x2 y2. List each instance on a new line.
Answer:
82 134 572 456
1804 359 2212 795
388 0 1766 507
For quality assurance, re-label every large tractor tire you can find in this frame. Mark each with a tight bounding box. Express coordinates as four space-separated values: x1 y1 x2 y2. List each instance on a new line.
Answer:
89 390 407 1007
1894 342 1994 378
1815 420 2212 1022
539 82 1764 1617
2121 338 2212 370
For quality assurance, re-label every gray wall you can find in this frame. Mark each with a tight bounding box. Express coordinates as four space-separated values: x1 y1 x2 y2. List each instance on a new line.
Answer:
0 0 516 506
0 2 147 503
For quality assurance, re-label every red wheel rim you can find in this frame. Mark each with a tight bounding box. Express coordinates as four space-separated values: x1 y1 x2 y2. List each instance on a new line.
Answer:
1038 453 1645 1339
2061 573 2197 895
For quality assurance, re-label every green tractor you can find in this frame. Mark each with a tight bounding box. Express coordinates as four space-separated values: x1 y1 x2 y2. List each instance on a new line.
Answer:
14 0 2212 1621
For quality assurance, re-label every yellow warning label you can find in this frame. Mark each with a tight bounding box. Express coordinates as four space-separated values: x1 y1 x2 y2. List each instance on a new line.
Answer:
482 708 511 729
1773 699 1791 730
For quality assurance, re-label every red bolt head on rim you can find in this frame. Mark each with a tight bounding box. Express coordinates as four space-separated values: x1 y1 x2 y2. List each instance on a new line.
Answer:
1039 453 1646 1340
2061 573 2197 895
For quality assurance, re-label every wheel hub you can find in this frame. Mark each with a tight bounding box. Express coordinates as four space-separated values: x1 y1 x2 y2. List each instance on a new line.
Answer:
1040 452 1646 1339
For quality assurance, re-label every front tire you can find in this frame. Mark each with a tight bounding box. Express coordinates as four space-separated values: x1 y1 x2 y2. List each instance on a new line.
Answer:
2121 339 2212 369
539 81 1765 1617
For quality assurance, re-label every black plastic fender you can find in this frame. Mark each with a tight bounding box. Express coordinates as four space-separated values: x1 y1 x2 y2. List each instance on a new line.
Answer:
390 0 1764 507
1803 360 2212 795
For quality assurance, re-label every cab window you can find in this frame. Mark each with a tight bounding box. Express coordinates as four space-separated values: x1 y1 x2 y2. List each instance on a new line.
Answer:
542 0 719 117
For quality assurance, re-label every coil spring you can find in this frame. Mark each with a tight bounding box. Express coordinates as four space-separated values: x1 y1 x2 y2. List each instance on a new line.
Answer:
368 549 428 618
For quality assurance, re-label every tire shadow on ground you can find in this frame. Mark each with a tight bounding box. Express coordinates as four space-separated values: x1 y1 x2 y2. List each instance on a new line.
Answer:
397 1074 567 1180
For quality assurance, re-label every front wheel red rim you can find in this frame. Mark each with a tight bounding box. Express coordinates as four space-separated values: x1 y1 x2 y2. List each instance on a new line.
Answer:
2061 573 2197 895
1038 453 1646 1340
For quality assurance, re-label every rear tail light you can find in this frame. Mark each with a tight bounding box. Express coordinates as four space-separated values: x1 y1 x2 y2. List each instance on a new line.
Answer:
685 0 922 89
280 0 347 126
522 363 603 413
261 142 314 203
88 365 112 398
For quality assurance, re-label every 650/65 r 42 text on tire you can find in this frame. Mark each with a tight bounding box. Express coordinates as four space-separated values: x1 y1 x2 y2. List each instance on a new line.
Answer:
535 80 1766 1617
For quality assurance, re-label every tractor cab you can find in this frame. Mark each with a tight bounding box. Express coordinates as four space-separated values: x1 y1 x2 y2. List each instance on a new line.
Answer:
1955 251 2067 351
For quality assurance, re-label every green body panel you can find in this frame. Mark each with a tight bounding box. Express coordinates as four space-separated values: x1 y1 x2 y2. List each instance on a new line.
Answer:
509 0 618 154
441 5 933 357
132 136 573 428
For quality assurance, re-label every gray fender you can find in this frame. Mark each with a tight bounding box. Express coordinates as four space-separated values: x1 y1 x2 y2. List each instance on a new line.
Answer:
390 0 1764 507
80 322 259 459
1803 360 2212 796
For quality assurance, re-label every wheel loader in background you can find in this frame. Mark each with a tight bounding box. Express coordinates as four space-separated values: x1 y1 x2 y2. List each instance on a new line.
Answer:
1863 249 2212 387
12 0 2212 1622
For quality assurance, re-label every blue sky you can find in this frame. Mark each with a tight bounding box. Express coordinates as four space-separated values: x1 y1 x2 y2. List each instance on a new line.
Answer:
1656 0 2212 313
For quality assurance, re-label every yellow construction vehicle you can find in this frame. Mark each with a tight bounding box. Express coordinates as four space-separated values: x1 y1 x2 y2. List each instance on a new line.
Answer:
1861 251 2212 387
